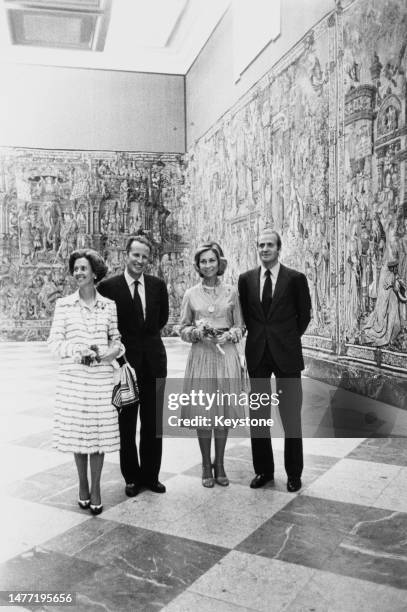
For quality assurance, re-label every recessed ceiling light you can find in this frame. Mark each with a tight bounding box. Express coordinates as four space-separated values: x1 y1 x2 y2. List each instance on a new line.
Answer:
5 0 112 51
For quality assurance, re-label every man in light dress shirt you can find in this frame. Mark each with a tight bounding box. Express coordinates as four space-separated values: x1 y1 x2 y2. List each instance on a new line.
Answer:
98 235 169 496
238 227 311 492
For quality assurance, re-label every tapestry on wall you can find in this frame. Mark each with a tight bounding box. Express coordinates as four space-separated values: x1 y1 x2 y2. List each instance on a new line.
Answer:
185 11 334 346
0 149 187 340
337 0 407 372
184 0 407 374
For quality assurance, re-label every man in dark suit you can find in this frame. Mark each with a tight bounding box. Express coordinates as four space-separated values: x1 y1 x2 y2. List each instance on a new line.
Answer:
238 228 311 492
98 235 169 496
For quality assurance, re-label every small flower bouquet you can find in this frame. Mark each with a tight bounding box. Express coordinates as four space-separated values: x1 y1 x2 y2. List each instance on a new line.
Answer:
81 344 101 366
195 319 226 355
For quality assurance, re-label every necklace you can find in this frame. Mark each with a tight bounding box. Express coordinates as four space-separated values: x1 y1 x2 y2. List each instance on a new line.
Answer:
201 281 220 314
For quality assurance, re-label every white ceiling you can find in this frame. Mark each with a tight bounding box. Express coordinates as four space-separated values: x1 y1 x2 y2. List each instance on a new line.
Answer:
0 0 231 74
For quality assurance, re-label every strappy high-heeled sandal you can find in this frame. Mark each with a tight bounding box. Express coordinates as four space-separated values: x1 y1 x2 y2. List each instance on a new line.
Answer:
213 463 229 486
202 464 215 488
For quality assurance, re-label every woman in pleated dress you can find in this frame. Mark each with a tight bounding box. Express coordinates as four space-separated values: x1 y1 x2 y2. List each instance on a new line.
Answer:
48 249 124 515
179 242 247 487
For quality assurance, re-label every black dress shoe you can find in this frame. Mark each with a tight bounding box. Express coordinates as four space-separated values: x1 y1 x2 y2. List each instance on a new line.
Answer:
146 481 166 493
250 474 274 489
125 483 140 497
90 504 103 516
287 477 302 493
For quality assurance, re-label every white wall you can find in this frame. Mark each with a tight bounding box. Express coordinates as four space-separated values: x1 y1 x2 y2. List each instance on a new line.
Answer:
186 0 334 146
0 64 185 152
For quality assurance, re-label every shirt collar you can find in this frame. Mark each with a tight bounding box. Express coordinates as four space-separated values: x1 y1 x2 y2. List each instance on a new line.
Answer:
261 261 280 279
124 268 145 288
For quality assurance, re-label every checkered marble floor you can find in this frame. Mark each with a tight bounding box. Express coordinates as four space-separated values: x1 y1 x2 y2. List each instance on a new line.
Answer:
1 340 407 611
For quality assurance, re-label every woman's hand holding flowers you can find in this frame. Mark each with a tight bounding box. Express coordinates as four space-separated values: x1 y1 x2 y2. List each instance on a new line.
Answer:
194 319 229 354
216 331 232 345
73 344 101 365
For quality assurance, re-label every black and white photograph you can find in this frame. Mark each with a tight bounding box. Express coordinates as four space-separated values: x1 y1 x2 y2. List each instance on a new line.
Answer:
1 0 407 610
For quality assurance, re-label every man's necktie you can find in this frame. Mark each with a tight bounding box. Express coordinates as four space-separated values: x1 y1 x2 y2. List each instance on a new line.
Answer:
133 280 144 322
261 269 273 315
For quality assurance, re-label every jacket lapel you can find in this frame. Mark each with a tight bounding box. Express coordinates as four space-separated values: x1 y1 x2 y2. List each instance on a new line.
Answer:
268 264 288 318
249 267 264 319
143 274 152 325
119 274 133 306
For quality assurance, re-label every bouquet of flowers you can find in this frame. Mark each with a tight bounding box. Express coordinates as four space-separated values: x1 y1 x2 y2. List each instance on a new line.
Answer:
80 344 101 366
195 319 226 355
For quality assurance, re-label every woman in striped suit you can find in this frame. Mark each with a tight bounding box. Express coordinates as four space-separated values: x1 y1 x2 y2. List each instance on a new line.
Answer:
48 249 123 515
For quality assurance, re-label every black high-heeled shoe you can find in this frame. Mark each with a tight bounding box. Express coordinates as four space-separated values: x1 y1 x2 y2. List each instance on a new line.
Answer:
78 499 90 509
90 503 103 515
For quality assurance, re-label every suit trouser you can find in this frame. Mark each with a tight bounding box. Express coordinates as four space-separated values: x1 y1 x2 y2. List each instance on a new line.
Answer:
118 361 165 485
249 345 303 478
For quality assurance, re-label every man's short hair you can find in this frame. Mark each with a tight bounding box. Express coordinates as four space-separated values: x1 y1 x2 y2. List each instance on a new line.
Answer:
126 234 152 254
258 229 282 250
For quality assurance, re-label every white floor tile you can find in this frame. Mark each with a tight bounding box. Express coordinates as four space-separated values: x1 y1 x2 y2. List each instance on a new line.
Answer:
190 551 315 611
305 458 402 506
373 466 407 512
286 566 407 612
0 444 68 486
0 495 87 562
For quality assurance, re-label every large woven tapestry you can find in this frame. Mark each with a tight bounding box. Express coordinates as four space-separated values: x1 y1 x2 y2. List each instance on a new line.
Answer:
337 0 407 372
184 0 407 374
0 149 186 339
185 7 333 340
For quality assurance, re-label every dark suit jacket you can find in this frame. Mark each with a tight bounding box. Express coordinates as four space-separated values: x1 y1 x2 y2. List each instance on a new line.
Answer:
98 273 169 377
238 264 311 374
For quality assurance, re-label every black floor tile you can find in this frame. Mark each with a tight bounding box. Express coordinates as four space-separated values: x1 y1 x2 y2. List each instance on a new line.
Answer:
237 517 344 570
236 495 378 571
71 530 228 612
0 547 99 591
45 522 154 566
324 507 407 589
7 461 123 512
271 495 369 534
43 518 119 558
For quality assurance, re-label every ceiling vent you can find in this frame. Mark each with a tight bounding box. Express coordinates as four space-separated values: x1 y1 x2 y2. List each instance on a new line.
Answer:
5 0 112 51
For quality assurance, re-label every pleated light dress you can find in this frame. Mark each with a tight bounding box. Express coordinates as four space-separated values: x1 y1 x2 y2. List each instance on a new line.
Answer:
47 290 122 454
179 282 248 425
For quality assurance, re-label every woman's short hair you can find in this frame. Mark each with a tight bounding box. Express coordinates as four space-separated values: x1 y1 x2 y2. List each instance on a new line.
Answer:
68 249 108 283
126 234 152 254
193 241 227 276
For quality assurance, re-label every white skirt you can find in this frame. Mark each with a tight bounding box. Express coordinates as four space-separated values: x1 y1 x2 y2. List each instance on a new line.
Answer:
53 363 120 454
